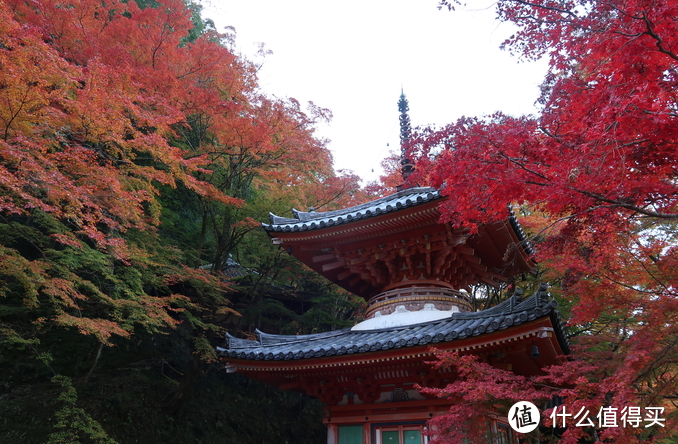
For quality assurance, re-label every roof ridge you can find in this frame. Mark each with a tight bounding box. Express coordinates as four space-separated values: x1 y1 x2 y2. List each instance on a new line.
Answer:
256 328 351 345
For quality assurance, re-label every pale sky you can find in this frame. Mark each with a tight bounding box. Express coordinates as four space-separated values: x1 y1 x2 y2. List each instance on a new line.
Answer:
202 0 548 183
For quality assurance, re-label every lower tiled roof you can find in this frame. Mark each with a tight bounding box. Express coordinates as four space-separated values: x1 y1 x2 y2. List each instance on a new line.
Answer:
218 284 569 361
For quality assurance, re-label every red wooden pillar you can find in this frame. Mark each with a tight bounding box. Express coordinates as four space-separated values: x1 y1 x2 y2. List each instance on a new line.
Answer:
327 423 338 444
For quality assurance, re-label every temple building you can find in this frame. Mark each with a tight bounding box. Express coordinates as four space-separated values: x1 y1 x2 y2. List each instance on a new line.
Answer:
218 94 569 444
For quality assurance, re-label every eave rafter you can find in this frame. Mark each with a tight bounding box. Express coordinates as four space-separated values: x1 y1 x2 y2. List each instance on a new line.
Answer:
299 226 509 296
267 193 533 298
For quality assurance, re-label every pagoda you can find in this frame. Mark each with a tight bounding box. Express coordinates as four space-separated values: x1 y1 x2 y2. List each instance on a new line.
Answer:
218 93 569 444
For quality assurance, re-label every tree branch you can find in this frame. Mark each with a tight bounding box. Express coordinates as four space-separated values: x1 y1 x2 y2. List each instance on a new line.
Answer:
642 12 678 62
573 188 678 219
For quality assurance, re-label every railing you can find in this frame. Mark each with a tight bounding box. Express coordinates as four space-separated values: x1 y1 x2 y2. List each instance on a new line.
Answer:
365 286 473 318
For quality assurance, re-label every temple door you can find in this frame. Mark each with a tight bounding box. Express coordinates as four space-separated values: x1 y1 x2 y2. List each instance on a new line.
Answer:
379 427 423 443
404 430 422 442
382 430 399 443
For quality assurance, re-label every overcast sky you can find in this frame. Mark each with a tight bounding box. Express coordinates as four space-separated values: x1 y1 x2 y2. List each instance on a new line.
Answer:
202 0 548 183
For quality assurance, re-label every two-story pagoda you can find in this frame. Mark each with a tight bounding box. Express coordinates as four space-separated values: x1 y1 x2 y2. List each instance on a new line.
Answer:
218 94 569 444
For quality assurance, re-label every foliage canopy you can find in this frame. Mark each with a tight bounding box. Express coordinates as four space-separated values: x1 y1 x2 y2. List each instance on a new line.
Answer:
0 0 365 441
411 0 678 442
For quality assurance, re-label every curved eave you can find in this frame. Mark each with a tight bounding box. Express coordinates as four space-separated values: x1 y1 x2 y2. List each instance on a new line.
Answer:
468 220 535 277
219 292 569 365
261 190 535 298
263 187 442 234
221 318 567 375
268 200 443 246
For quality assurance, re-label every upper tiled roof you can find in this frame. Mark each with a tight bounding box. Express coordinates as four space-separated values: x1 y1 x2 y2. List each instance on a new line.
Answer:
263 187 441 232
218 284 569 361
263 188 533 259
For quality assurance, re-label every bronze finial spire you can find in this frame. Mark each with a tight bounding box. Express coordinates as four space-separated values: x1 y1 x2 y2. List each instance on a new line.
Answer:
398 90 415 185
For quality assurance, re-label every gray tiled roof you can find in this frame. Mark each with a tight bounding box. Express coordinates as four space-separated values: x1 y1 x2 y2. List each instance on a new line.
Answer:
218 284 569 361
263 188 533 258
263 187 441 232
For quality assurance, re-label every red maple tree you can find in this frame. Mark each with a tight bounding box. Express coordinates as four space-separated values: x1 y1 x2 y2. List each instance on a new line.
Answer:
0 0 358 373
410 0 678 442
